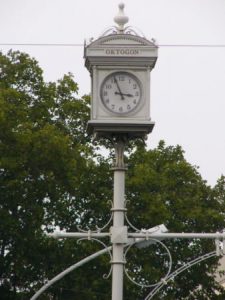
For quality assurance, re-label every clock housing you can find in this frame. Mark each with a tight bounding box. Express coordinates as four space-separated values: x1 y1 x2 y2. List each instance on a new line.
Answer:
84 33 158 138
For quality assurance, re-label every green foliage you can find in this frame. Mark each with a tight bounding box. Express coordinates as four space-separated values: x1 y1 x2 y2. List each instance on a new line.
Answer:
0 50 225 299
0 50 94 298
125 142 225 299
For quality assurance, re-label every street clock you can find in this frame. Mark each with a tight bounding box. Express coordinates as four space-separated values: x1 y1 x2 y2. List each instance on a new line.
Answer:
84 3 158 139
100 71 142 115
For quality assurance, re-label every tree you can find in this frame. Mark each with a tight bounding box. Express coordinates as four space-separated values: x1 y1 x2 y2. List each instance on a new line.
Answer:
0 50 225 299
0 50 101 299
124 142 225 299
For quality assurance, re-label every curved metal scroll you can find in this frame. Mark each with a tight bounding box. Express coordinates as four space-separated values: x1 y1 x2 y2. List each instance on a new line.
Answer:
30 246 112 300
124 239 172 288
77 201 113 233
77 237 113 280
99 25 147 38
144 251 217 300
124 200 141 232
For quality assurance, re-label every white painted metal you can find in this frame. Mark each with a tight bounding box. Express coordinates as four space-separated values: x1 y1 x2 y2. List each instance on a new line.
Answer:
129 232 225 239
48 230 225 241
145 251 217 300
31 4 225 300
84 3 158 139
124 238 172 288
113 3 129 32
47 231 109 239
135 224 168 248
30 246 112 300
111 140 126 300
223 229 225 255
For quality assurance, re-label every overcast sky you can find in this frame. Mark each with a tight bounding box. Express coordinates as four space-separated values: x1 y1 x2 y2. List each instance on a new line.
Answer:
1 0 225 186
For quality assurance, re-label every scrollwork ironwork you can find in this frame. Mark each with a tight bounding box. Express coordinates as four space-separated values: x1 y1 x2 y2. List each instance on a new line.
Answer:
77 237 113 280
144 251 217 300
76 201 113 234
124 239 172 288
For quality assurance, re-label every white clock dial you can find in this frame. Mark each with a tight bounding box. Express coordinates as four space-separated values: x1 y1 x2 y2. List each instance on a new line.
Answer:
100 72 142 115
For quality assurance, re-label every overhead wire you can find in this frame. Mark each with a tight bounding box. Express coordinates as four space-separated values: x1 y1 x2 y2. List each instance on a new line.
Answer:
0 43 225 48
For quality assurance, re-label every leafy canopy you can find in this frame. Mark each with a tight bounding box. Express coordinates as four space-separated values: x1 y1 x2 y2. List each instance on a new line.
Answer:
0 50 225 299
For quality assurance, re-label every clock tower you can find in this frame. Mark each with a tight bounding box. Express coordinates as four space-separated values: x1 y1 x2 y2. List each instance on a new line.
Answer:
84 3 158 139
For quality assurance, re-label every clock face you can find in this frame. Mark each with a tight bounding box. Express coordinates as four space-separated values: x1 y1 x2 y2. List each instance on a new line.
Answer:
100 71 142 115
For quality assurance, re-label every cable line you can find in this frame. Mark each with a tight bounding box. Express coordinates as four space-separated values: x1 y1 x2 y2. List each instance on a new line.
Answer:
1 43 225 48
0 43 83 47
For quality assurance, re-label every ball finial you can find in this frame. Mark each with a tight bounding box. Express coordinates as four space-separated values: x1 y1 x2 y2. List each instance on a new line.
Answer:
114 2 129 32
119 3 124 9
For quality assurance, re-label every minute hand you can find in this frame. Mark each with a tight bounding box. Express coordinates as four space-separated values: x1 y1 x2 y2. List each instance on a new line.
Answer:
113 76 125 100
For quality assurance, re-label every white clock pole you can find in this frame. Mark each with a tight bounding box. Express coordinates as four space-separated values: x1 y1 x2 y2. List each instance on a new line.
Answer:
30 4 225 300
84 3 158 300
111 137 127 300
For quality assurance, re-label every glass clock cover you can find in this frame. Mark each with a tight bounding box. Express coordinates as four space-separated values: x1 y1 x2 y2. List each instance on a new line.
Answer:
100 71 142 115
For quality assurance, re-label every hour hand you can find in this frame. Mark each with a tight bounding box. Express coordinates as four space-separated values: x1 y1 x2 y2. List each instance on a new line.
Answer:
115 92 133 97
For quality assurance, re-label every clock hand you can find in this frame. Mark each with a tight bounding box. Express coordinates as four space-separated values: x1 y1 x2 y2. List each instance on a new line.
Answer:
115 92 134 97
113 76 125 100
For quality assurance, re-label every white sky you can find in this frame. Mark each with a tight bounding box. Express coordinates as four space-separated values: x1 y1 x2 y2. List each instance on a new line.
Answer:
0 0 225 186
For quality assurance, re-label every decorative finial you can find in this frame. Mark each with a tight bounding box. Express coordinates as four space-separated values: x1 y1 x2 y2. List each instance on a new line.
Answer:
114 3 129 33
